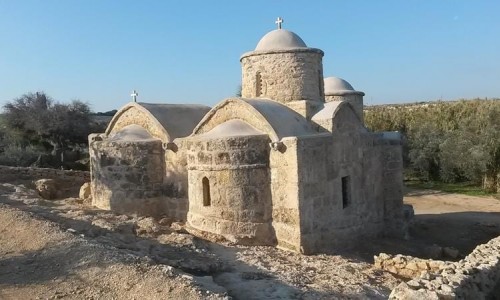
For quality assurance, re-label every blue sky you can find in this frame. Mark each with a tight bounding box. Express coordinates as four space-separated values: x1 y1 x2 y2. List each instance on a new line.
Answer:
1 1 499 112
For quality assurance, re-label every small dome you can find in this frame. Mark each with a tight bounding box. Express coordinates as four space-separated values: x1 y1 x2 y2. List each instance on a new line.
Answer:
199 119 264 139
324 77 355 94
109 124 156 141
255 29 307 51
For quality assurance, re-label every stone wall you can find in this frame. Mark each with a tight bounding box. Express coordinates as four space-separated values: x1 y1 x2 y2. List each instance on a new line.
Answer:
89 138 181 217
103 102 210 214
285 100 323 120
185 134 275 245
389 236 500 299
0 165 89 183
378 137 406 238
312 102 366 134
241 49 324 106
269 137 302 252
103 104 180 213
286 121 405 254
295 131 387 254
292 102 406 254
324 94 364 122
164 139 189 199
106 105 168 142
0 165 89 199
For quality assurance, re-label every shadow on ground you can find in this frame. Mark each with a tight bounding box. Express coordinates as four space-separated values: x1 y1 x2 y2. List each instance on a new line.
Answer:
342 211 500 263
0 193 351 299
3 183 499 299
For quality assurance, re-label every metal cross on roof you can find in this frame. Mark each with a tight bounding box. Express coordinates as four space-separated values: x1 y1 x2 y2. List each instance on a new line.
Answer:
131 90 138 102
275 17 283 29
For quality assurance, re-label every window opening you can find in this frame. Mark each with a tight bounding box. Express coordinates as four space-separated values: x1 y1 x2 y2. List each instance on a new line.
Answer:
202 177 211 206
256 72 262 97
341 176 350 209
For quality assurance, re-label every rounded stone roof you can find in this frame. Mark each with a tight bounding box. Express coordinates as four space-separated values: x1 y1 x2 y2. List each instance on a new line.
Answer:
108 124 157 142
192 97 316 142
196 119 264 139
255 29 307 51
324 77 354 93
105 102 211 142
324 77 365 96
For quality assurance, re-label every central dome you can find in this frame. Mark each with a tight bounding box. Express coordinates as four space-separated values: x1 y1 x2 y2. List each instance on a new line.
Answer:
255 29 307 51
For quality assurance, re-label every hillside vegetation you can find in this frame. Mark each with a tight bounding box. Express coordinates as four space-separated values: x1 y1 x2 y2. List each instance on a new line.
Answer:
0 92 108 169
365 99 500 192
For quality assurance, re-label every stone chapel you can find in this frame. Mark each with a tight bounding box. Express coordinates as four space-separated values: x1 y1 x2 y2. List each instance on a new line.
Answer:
89 20 406 254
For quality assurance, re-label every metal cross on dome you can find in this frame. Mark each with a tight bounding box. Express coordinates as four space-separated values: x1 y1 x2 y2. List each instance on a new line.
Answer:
131 90 138 102
275 17 283 29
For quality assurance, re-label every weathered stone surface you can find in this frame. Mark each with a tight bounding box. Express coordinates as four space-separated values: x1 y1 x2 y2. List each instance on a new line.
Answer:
34 179 58 200
241 50 324 106
388 236 500 299
89 135 169 217
325 94 364 122
158 217 173 226
87 26 406 255
374 253 445 279
389 282 440 300
186 134 276 246
170 222 187 233
424 244 443 259
443 247 460 259
79 182 91 199
136 217 162 235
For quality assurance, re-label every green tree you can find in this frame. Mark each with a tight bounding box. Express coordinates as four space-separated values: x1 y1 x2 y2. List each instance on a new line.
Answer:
365 98 500 192
2 92 93 168
3 92 92 151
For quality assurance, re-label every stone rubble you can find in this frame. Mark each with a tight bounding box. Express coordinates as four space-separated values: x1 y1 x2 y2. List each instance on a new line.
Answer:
388 236 500 299
79 182 92 199
374 253 446 279
34 178 59 200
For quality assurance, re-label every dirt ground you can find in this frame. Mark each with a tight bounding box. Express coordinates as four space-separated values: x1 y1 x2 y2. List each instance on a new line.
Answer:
405 189 500 256
0 179 499 300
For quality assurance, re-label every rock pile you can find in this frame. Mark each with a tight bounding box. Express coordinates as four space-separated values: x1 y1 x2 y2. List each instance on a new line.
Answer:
79 182 92 200
34 179 59 200
374 253 445 279
389 236 500 299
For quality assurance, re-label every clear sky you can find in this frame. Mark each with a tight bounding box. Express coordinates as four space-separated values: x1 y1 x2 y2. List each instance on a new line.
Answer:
1 0 499 112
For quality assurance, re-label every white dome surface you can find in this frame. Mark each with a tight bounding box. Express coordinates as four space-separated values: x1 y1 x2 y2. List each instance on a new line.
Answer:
199 119 264 138
255 29 307 51
109 124 157 141
324 77 355 94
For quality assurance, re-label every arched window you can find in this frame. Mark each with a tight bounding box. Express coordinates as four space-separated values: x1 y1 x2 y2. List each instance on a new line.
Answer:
202 177 211 206
256 72 262 97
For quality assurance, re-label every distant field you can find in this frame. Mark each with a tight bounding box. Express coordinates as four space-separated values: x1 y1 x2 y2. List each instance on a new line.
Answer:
364 98 500 110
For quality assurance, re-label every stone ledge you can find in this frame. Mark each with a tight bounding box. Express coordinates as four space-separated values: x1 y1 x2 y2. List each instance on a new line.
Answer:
240 48 324 60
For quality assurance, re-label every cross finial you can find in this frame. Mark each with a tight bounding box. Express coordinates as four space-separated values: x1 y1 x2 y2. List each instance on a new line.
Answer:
131 90 138 102
275 17 283 29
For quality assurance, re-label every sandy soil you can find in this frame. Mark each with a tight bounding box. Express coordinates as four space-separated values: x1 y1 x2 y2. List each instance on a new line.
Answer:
405 189 500 257
0 179 499 299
